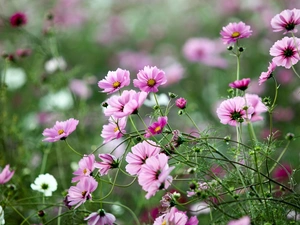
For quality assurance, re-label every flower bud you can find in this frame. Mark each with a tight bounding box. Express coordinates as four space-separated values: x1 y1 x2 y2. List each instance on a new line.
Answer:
175 97 187 109
102 102 108 108
227 46 234 51
168 92 177 98
238 47 244 52
38 210 45 217
285 133 295 141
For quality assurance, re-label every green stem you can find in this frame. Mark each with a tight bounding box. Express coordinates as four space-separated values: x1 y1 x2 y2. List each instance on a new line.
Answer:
291 65 300 79
64 139 82 156
269 140 291 174
40 148 50 174
185 111 201 134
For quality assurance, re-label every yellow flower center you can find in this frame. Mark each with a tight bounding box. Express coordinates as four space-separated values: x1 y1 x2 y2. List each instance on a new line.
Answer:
147 79 156 87
114 127 119 132
154 126 161 133
231 32 240 38
58 129 64 135
81 191 87 197
162 220 167 225
113 81 121 88
83 168 87 175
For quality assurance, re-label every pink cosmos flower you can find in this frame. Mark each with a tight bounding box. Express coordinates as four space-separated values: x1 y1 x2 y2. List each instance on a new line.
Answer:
220 22 252 45
229 78 251 91
101 116 127 144
133 66 167 93
69 79 92 100
125 140 161 175
145 116 168 138
271 9 300 34
259 62 276 85
0 165 15 184
272 163 292 182
270 36 300 69
67 177 98 209
138 153 175 199
227 216 251 225
245 94 268 122
94 154 119 176
42 118 79 142
104 90 148 118
10 12 27 27
176 97 187 109
216 97 254 126
162 63 185 86
153 207 198 225
85 209 116 225
98 68 130 94
117 50 153 72
72 154 96 182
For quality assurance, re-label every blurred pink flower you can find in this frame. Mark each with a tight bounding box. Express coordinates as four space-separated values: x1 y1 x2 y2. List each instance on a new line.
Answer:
133 66 167 93
175 97 187 109
10 12 27 27
272 163 292 182
85 209 116 225
72 154 95 183
245 94 268 122
153 207 198 225
227 216 250 225
273 107 295 122
117 50 153 72
0 165 14 184
182 38 227 68
247 79 266 95
98 68 130 94
277 69 294 84
229 78 251 91
259 62 276 85
42 118 79 142
95 154 118 176
220 22 252 45
125 140 161 175
15 48 32 57
270 37 300 69
145 116 168 138
101 116 127 144
69 79 92 99
271 9 300 34
162 63 185 86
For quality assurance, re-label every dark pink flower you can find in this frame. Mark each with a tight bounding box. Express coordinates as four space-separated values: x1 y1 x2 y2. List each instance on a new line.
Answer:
72 155 95 183
272 163 292 182
175 97 187 109
145 116 168 138
271 9 300 34
10 12 27 27
270 36 300 69
16 48 32 57
138 153 175 199
227 216 251 225
98 68 130 94
245 94 268 122
229 78 251 91
42 118 79 142
220 22 252 45
259 62 276 85
101 116 127 144
94 154 119 176
67 177 98 209
125 140 161 175
0 165 14 184
133 66 167 93
84 209 116 225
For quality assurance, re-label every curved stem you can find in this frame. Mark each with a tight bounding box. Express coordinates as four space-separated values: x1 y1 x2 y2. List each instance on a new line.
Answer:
64 139 82 156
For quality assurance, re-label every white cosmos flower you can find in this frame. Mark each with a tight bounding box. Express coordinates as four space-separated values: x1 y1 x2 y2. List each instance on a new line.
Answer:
144 93 169 107
31 173 58 196
44 57 67 74
0 206 5 225
39 88 74 110
2 67 26 90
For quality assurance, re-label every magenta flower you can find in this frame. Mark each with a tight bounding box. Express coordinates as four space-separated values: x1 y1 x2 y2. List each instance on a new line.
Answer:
216 97 254 126
175 97 187 109
125 140 161 175
259 62 276 85
133 66 167 93
85 209 116 225
145 116 168 138
227 216 251 225
72 155 96 183
270 36 300 69
0 165 14 184
42 118 79 142
94 154 119 176
10 12 27 27
101 116 127 144
104 90 148 118
271 9 300 34
138 153 175 199
229 78 251 91
220 21 252 45
245 94 268 122
67 177 98 209
98 68 130 94
272 163 292 182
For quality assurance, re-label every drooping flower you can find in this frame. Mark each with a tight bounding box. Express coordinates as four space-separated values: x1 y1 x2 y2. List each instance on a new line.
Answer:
10 12 27 27
125 140 161 175
145 116 168 138
227 216 251 225
101 116 127 144
67 177 98 209
72 154 96 182
98 68 130 94
31 173 58 196
220 21 252 45
94 154 119 176
229 78 251 91
270 36 300 69
138 153 175 199
245 94 268 122
133 66 167 93
42 118 79 142
84 209 116 225
271 9 300 34
216 96 254 126
175 97 187 109
259 62 276 85
0 165 15 184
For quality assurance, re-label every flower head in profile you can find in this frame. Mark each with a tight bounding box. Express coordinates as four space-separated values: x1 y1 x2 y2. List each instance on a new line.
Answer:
270 36 300 69
101 116 127 144
72 154 96 183
10 12 27 27
98 68 130 94
220 21 252 45
245 94 268 122
227 216 251 225
229 78 251 91
31 173 58 196
84 209 116 225
271 9 300 34
94 154 119 176
145 116 168 138
259 62 276 85
133 66 167 93
42 118 79 142
0 165 14 184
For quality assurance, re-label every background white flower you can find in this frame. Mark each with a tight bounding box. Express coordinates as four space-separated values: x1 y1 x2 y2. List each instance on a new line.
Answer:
1 67 26 90
31 173 58 196
0 206 5 225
